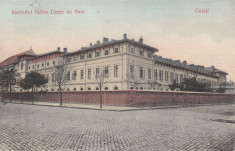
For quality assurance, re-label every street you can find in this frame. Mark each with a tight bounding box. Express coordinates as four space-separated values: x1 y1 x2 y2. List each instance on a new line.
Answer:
0 103 234 151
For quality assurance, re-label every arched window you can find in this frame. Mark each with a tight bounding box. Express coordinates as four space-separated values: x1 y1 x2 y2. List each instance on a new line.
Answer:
67 88 70 91
51 89 54 91
105 87 108 90
136 87 138 90
73 88 77 91
140 87 143 90
130 87 133 89
114 87 118 90
96 87 99 90
80 88 83 91
88 87 91 90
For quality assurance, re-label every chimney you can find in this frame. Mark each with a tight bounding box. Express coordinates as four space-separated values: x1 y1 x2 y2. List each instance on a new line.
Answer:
63 48 67 53
139 37 143 44
123 33 127 39
57 47 60 52
103 37 109 43
96 40 100 45
90 43 92 47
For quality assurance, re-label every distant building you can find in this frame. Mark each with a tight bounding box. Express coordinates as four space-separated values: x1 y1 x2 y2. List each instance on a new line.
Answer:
0 34 228 92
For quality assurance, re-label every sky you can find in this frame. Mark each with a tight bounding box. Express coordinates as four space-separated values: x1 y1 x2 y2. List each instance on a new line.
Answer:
0 0 234 81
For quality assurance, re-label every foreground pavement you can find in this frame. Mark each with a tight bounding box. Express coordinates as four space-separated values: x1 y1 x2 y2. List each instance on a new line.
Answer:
0 102 234 151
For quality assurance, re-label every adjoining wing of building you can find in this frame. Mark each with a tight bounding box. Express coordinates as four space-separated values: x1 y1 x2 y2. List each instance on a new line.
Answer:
0 34 228 92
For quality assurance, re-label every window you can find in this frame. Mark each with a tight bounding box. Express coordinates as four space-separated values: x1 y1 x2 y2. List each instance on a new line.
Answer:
96 68 100 77
165 71 169 82
80 88 83 90
104 50 109 55
139 50 143 56
105 87 108 90
52 74 55 82
114 87 118 90
53 61 55 65
114 48 119 54
33 65 34 69
130 48 134 54
28 66 30 70
80 54 84 60
148 52 151 58
46 74 49 80
74 88 77 91
170 72 174 82
42 63 44 67
66 71 70 80
175 73 178 83
95 51 100 57
104 67 109 77
88 69 91 79
81 70 84 79
180 74 183 82
72 71 77 80
154 69 158 80
47 62 49 66
37 65 39 68
21 63 24 70
148 69 151 80
159 70 163 81
88 87 91 90
67 57 71 62
73 55 78 61
114 65 118 77
88 53 92 58
96 87 99 90
130 65 134 74
140 67 144 78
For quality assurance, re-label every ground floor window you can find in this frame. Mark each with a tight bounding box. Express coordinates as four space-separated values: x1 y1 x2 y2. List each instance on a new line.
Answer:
114 87 118 90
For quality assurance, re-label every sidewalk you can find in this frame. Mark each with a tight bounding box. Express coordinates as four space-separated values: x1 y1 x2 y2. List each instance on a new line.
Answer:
1 99 234 111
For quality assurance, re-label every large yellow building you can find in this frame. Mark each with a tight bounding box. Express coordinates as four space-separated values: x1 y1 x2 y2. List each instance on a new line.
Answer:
0 34 228 92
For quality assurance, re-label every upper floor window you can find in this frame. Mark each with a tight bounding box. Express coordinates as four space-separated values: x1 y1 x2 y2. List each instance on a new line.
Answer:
47 62 49 66
67 57 71 62
130 48 134 54
42 63 44 67
114 48 119 54
130 65 134 74
53 61 55 65
159 70 163 81
165 71 169 82
33 65 34 69
180 74 183 82
88 53 92 58
170 72 174 82
66 71 70 80
175 73 178 83
21 63 23 70
95 51 100 57
96 68 100 77
80 54 85 60
28 66 30 70
104 50 109 55
139 50 144 56
37 64 39 69
73 55 78 62
148 52 151 58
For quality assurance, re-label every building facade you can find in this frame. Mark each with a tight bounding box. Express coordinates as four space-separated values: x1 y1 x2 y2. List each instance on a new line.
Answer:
0 34 228 92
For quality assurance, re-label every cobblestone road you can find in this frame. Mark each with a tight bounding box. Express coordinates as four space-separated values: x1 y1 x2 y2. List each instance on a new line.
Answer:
0 103 234 151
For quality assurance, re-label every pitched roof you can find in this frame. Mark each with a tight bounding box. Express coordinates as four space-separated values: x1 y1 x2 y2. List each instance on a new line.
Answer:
0 49 36 67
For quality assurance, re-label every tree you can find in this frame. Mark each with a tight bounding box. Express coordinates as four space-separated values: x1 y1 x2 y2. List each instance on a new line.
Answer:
94 68 105 108
0 68 20 102
19 71 48 92
169 77 212 92
169 80 180 91
147 80 162 90
50 62 68 106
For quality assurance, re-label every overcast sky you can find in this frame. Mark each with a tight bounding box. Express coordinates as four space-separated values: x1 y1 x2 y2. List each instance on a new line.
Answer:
0 0 234 81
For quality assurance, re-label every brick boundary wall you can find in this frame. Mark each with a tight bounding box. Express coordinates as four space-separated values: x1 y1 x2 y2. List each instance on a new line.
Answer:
1 91 235 107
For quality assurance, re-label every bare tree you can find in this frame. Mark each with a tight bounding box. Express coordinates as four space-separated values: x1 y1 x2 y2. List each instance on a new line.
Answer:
50 59 68 105
93 68 105 108
147 80 161 90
